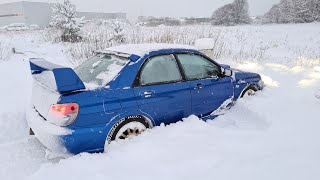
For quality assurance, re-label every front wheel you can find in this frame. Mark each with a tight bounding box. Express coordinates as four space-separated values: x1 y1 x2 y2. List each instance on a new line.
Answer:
241 85 258 98
104 116 151 151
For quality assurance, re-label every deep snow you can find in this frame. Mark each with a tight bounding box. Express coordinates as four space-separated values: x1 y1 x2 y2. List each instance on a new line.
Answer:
0 23 320 180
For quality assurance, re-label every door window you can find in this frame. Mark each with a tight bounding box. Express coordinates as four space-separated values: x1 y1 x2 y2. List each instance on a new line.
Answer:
140 55 182 86
176 54 221 80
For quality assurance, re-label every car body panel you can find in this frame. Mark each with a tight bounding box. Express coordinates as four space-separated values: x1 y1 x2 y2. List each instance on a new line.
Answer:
189 77 234 117
28 45 264 154
134 82 192 125
30 58 85 93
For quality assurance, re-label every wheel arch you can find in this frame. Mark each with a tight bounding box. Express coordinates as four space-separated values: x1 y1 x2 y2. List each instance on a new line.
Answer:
102 111 154 151
239 83 259 98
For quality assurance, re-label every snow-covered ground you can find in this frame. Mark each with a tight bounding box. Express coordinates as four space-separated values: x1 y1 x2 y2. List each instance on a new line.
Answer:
0 23 320 180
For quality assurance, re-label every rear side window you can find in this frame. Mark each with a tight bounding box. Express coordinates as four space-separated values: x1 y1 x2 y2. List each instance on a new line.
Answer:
74 53 128 86
140 55 182 86
176 54 221 80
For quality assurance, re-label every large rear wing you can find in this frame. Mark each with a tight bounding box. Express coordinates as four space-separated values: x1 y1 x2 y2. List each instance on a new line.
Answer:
29 58 85 94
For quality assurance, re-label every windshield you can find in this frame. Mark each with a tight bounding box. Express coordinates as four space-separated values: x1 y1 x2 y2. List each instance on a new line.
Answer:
74 53 129 87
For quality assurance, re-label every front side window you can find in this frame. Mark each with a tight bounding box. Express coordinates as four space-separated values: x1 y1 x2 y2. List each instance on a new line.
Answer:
140 55 182 86
74 53 128 86
177 54 221 80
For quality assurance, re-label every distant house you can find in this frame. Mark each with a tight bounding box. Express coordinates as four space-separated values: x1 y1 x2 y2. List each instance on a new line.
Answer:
0 1 126 28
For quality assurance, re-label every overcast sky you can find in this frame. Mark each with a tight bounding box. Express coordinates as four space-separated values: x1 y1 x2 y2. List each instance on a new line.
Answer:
0 0 280 20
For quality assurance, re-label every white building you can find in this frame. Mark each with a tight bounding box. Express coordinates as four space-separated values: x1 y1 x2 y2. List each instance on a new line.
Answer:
0 1 127 27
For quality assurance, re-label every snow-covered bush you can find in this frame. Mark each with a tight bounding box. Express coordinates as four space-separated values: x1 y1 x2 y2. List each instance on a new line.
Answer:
67 24 273 65
50 0 84 42
68 20 129 64
211 0 251 26
68 24 223 62
105 20 127 45
263 0 320 24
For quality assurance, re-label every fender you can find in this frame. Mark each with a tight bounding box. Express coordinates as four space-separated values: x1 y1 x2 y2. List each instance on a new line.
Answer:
100 109 155 140
239 84 259 97
104 110 155 130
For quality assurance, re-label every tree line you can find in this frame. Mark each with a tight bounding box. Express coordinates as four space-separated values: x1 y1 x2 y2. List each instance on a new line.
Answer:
263 0 320 23
211 0 320 26
52 0 320 43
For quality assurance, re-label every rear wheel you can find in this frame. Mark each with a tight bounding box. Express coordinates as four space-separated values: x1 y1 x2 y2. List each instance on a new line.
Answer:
241 85 258 98
104 116 151 151
115 121 147 140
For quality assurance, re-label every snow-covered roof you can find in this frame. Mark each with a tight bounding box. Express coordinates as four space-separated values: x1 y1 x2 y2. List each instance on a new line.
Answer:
105 43 196 57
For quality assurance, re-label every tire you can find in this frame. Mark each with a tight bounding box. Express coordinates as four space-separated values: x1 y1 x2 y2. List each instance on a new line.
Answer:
241 85 258 98
105 116 151 150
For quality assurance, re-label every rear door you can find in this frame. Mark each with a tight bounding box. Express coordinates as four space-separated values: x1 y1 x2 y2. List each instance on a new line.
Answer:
133 54 191 125
175 54 233 117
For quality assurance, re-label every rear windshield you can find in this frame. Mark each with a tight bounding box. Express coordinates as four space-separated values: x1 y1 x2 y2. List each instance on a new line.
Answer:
74 53 129 87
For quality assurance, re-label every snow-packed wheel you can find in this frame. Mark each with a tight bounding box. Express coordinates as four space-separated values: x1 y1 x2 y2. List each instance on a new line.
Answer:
104 116 151 151
241 85 258 98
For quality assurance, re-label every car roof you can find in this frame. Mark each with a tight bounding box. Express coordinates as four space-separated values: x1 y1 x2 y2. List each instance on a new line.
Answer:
104 43 197 57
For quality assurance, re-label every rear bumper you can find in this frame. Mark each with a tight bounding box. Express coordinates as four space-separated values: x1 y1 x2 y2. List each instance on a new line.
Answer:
26 107 73 155
27 107 107 154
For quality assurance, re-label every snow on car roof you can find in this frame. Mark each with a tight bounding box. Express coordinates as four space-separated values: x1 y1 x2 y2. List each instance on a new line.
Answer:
105 43 197 57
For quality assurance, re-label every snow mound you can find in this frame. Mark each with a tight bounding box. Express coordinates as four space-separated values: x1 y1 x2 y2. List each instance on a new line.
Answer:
106 43 196 57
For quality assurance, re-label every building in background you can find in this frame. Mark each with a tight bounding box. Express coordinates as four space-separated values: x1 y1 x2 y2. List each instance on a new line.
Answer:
0 1 127 28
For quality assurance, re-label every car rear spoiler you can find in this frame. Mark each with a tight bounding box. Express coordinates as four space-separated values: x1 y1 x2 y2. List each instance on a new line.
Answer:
29 58 85 94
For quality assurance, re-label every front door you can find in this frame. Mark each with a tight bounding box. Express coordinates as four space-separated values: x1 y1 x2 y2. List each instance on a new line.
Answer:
175 54 233 117
133 54 192 125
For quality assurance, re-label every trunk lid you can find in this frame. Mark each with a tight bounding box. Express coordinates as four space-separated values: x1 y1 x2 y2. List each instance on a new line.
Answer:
29 58 85 119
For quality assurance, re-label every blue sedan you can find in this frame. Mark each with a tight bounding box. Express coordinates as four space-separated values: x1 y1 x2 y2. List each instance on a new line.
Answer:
27 44 264 155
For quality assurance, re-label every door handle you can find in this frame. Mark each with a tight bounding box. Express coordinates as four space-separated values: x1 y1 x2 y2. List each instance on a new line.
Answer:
194 83 205 89
140 91 155 98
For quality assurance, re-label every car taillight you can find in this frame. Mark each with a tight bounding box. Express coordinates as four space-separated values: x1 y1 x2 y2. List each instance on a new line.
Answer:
47 103 79 126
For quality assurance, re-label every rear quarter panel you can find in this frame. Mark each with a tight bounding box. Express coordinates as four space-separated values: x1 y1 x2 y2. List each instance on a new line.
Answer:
59 89 122 128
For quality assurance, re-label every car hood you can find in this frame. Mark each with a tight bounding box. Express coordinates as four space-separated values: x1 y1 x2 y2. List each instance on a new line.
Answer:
220 64 261 81
232 68 261 81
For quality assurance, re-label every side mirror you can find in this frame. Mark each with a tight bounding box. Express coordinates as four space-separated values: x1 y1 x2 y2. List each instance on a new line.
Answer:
223 68 233 77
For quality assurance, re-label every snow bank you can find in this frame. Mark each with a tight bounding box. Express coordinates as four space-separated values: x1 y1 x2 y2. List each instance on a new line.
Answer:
0 60 31 144
0 23 320 180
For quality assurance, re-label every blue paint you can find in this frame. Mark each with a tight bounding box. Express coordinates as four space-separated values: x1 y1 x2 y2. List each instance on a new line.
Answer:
29 58 85 93
29 48 264 154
